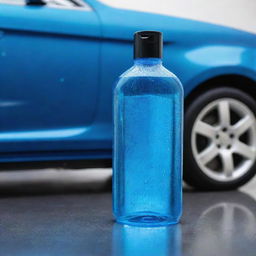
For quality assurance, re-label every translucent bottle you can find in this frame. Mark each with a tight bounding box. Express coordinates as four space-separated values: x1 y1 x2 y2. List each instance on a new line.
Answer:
113 31 183 226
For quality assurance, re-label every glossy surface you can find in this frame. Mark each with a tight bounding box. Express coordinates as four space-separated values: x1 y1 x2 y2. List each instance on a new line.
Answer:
113 59 183 225
0 0 255 161
0 177 255 256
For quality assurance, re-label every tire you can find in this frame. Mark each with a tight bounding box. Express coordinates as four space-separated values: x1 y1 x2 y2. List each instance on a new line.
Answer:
184 87 256 190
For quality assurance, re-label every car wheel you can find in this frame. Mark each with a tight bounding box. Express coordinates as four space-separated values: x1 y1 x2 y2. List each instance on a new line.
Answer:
184 87 256 190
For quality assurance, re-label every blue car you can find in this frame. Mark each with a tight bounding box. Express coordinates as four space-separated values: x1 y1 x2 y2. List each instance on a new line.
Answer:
0 0 256 190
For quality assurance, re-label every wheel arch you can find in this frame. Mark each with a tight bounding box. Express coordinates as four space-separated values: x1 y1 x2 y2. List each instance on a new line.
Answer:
185 74 256 109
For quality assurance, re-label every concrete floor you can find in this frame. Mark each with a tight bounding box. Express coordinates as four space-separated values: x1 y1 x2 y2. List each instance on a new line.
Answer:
0 168 255 256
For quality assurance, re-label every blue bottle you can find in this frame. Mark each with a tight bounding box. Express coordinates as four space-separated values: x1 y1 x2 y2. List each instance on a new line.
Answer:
113 31 183 226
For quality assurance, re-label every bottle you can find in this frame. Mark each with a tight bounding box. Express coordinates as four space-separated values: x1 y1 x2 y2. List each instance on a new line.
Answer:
113 31 183 226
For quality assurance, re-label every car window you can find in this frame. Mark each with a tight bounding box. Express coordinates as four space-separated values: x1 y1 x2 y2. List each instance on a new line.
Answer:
46 0 77 7
0 0 91 10
45 0 89 8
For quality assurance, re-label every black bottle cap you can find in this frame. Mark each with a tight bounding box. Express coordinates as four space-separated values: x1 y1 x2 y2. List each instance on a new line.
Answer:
134 31 163 59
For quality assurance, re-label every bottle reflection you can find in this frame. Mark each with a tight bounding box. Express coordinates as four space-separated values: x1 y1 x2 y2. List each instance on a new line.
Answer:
112 223 181 256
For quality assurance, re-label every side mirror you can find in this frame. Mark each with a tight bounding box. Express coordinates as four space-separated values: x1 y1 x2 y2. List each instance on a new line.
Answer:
26 0 46 6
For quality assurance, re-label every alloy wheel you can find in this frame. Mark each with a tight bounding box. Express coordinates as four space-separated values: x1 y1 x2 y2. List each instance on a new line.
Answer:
191 98 256 182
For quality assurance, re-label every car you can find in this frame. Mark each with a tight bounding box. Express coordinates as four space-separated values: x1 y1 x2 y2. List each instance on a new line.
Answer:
0 0 256 190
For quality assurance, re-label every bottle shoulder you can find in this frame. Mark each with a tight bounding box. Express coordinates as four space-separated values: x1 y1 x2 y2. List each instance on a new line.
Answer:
120 64 177 78
115 64 183 95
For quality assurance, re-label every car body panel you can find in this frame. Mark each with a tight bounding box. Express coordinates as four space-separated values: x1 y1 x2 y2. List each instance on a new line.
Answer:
0 3 105 155
0 0 255 162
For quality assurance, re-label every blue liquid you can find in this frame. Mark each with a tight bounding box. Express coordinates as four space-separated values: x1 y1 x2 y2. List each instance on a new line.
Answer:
113 59 183 226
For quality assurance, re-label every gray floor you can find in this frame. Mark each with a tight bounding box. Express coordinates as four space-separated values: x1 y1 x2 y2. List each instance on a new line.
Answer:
0 168 255 256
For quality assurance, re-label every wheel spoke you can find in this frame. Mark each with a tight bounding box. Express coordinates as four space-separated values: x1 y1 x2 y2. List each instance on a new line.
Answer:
233 141 256 160
232 115 254 136
218 100 231 127
197 144 219 165
194 120 216 138
220 151 234 177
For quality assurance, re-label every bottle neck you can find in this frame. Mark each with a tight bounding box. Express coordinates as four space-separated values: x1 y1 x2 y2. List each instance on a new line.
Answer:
134 58 162 66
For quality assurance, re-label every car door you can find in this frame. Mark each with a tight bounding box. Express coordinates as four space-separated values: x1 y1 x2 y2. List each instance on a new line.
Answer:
0 0 101 155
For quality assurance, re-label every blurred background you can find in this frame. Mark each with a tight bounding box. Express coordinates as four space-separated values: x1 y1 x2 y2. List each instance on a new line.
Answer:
101 0 256 33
